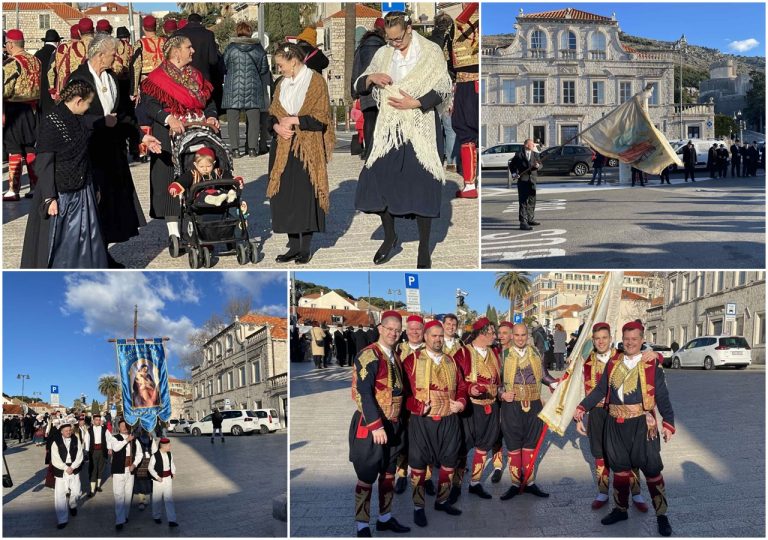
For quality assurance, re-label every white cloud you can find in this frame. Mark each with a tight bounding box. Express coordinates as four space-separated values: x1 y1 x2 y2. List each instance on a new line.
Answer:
727 38 759 53
219 272 286 302
61 273 198 359
255 304 288 317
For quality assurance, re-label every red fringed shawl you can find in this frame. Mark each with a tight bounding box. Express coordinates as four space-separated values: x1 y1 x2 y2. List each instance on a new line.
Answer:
140 61 213 116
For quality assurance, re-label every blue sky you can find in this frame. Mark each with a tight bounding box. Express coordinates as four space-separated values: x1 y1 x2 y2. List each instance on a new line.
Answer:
483 2 766 57
2 272 286 407
295 271 538 317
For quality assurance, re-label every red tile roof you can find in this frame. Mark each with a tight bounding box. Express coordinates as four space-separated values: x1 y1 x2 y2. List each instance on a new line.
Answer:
650 296 664 307
2 2 84 21
240 313 288 340
3 404 23 415
519 8 612 22
328 5 381 19
621 290 648 301
297 307 373 327
82 2 129 15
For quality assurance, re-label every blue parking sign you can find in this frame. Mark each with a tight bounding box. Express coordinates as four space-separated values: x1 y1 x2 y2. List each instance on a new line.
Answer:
405 273 419 289
50 385 59 394
513 314 523 324
383 2 406 14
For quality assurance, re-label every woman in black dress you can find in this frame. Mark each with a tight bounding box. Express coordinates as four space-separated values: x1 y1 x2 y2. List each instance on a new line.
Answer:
21 80 107 268
267 43 335 264
138 35 219 251
354 12 452 268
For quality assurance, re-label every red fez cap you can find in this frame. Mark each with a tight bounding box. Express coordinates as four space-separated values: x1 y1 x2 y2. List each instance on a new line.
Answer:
142 15 157 30
178 18 188 29
622 321 644 334
70 25 81 39
6 29 24 41
498 321 515 329
163 19 178 34
592 322 611 334
78 18 94 34
159 437 170 444
96 19 112 33
473 317 491 331
195 147 216 160
424 320 443 332
380 310 401 323
374 17 386 29
406 315 424 325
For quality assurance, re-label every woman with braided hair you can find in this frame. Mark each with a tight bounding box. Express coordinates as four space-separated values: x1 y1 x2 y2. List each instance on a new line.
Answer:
21 80 107 267
138 34 219 251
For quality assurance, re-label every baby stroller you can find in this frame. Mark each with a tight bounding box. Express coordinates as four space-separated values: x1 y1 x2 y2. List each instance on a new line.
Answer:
167 124 261 268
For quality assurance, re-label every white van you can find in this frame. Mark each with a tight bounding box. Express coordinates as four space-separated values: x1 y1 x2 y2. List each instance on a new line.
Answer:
189 409 281 436
672 140 724 169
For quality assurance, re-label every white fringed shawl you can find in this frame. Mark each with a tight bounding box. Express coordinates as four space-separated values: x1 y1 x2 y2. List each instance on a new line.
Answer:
357 31 452 182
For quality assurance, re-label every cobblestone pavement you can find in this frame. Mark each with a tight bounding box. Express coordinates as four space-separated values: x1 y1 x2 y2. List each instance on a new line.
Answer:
3 431 287 537
290 360 765 537
3 130 478 269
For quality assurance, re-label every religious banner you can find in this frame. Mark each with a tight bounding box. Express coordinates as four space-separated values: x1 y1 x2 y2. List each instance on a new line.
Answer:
115 338 171 431
539 271 625 435
581 88 682 175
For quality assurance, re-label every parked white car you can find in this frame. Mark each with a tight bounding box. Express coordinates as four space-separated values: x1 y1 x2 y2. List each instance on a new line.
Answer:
189 409 281 436
481 143 524 169
169 419 191 433
671 336 752 370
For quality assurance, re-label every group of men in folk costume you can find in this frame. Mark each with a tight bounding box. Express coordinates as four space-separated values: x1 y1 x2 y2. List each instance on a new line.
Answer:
349 313 676 537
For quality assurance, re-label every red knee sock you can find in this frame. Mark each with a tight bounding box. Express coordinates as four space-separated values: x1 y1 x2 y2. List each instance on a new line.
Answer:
378 473 394 515
470 450 486 483
7 154 23 193
612 470 632 511
24 152 37 188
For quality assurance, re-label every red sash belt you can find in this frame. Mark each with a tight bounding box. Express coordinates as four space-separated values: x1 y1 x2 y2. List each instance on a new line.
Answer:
160 470 173 478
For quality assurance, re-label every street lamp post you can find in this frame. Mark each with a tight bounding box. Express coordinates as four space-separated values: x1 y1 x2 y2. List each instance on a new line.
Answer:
236 316 251 410
16 374 30 404
387 288 402 310
676 34 687 140
735 110 744 144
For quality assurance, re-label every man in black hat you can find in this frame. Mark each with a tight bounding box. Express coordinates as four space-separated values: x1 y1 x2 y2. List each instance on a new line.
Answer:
34 29 60 115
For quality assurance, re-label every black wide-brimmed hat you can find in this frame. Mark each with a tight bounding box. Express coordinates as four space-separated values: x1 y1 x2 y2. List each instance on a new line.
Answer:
116 26 130 39
41 29 61 42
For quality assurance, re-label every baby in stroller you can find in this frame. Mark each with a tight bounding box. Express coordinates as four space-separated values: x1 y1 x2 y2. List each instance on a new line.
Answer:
170 147 245 208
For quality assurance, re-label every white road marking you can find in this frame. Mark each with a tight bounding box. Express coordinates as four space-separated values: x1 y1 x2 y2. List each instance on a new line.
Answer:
481 228 568 261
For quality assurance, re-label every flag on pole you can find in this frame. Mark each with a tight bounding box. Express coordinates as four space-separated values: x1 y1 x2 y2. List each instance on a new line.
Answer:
581 88 682 175
539 272 625 436
115 338 172 431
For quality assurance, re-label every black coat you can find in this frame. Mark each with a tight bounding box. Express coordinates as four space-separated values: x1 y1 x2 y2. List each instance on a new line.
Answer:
67 63 146 243
333 330 347 359
351 32 385 110
707 147 717 166
508 150 541 185
34 43 57 115
682 145 697 167
174 22 220 82
344 329 356 357
354 329 369 352
222 37 269 110
212 411 223 428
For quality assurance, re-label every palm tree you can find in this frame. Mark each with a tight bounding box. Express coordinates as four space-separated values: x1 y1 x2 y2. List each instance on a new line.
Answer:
494 272 532 322
343 3 356 104
98 375 120 415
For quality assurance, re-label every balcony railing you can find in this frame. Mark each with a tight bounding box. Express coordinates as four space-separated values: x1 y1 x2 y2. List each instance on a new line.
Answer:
267 373 287 392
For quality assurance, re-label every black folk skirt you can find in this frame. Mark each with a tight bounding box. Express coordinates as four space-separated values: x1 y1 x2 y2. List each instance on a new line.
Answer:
269 147 326 234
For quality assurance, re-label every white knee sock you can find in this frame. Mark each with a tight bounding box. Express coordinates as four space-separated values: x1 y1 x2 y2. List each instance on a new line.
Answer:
167 221 180 237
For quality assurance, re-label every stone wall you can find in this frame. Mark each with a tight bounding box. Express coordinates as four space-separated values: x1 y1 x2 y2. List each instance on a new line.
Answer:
2 12 73 52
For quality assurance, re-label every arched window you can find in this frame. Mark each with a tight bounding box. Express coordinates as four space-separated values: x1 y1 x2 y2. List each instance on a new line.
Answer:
560 31 576 59
590 33 606 60
530 30 547 58
215 341 222 358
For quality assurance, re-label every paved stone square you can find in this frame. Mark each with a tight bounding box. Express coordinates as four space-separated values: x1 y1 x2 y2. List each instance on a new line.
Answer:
290 359 765 537
3 130 478 269
3 432 287 537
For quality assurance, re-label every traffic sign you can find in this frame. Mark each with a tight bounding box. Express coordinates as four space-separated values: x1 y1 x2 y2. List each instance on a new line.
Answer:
725 302 737 321
383 2 406 14
405 273 421 312
405 273 419 289
50 385 59 394
513 314 523 324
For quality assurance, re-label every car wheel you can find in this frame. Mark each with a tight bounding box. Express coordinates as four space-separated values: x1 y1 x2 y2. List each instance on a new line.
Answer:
736 364 747 370
607 158 619 167
231 425 243 436
573 162 589 176
671 357 681 369
191 428 201 437
703 356 715 370
260 425 269 435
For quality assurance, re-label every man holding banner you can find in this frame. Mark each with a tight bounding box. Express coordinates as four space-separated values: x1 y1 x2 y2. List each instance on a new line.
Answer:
575 321 675 537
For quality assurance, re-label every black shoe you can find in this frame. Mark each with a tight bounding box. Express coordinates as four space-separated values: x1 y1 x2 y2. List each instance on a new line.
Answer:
275 250 301 263
425 480 435 496
248 149 258 157
500 486 519 500
88 492 94 498
106 254 125 269
258 146 269 156
519 223 533 231
24 191 34 198
169 521 179 528
468 483 492 499
57 523 67 530
294 252 312 265
221 438 225 443
601 508 629 525
447 485 461 504
524 484 549 498
154 519 162 524
96 487 103 492
413 508 428 527
394 476 407 494
377 517 410 533
657 515 672 536
373 234 398 265
357 527 371 537
434 501 462 515
491 469 503 483
116 524 123 531
528 221 541 226
69 507 77 516
416 251 431 269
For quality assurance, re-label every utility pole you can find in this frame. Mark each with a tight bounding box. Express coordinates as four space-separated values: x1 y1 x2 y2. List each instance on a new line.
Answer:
133 305 138 340
257 2 265 44
17 374 30 404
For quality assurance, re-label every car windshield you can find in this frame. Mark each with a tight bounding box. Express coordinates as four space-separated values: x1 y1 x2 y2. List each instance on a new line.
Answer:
719 337 749 348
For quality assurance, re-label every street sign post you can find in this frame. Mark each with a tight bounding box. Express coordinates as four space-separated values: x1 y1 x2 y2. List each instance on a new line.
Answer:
405 273 421 313
513 313 523 324
50 385 59 407
725 302 737 321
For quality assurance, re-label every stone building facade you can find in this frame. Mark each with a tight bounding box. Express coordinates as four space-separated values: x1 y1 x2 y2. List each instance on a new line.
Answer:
699 59 752 119
168 377 192 420
2 2 84 50
481 7 714 148
644 271 766 364
190 314 288 427
82 3 142 37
